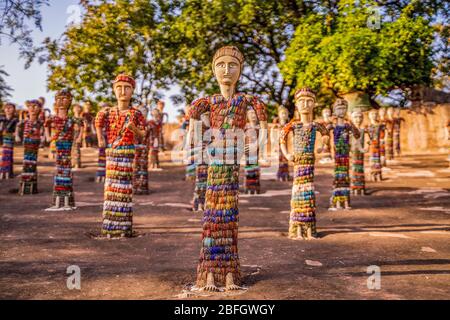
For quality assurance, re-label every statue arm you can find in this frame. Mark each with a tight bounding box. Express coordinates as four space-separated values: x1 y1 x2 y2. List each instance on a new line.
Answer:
279 121 294 161
95 111 106 148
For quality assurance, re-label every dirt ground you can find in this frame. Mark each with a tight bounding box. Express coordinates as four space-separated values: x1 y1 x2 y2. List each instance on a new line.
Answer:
0 146 449 300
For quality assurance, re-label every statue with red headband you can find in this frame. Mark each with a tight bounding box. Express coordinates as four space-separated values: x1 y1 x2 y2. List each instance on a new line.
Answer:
45 89 82 210
18 100 44 194
0 102 19 179
187 46 268 291
95 74 145 238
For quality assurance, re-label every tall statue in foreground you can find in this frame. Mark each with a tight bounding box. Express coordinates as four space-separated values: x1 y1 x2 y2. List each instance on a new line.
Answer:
187 46 267 291
328 99 360 210
280 88 329 240
45 90 82 211
95 74 145 238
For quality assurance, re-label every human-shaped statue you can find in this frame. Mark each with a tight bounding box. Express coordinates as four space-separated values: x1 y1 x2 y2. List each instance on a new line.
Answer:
384 107 395 161
280 88 329 240
187 46 267 291
378 108 387 166
328 99 360 210
350 109 366 196
148 107 164 171
45 89 82 210
95 103 111 183
319 107 334 164
271 105 291 181
156 100 168 151
191 111 210 212
0 102 19 179
133 104 150 195
95 74 145 237
393 108 405 157
71 104 84 169
243 108 261 194
18 100 44 195
367 109 385 182
81 101 95 148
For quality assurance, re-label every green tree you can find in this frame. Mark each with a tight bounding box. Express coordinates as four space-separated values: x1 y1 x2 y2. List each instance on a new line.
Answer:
280 0 446 107
46 0 174 104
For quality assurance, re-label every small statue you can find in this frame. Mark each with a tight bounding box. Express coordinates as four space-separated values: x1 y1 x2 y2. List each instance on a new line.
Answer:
71 104 84 169
95 103 110 183
45 89 82 210
393 108 405 157
81 101 95 148
95 74 145 238
384 107 395 161
350 109 366 196
18 99 44 195
271 105 291 181
367 109 385 182
279 88 329 240
133 104 150 195
0 102 19 179
328 99 360 210
187 46 267 291
243 108 261 194
319 107 334 164
378 108 387 166
192 111 210 212
148 107 164 171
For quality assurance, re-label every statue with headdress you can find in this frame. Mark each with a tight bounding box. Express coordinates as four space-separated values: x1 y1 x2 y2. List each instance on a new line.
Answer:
44 89 82 210
279 87 330 240
367 109 385 182
0 102 19 179
328 98 360 210
95 74 145 237
186 45 268 291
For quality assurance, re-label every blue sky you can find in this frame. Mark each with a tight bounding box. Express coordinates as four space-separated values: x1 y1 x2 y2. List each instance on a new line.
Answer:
0 0 179 121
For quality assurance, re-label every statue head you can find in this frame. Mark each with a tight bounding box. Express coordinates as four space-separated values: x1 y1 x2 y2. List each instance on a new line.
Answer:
113 74 135 105
394 107 401 118
26 100 42 118
294 87 316 117
73 104 82 117
3 102 16 118
378 107 386 119
151 107 162 121
368 109 379 123
277 105 289 125
322 107 332 121
138 104 149 119
83 101 92 114
247 108 258 127
332 98 348 119
157 100 165 113
55 89 73 112
351 109 364 127
212 46 244 89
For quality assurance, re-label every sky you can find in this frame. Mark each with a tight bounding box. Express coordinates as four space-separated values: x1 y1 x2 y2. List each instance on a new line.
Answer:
0 0 180 121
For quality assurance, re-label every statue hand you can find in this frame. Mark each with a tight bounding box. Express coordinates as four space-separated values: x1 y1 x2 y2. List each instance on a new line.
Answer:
286 154 293 162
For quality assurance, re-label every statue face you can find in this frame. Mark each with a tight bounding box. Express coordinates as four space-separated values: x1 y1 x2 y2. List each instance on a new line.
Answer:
83 102 92 113
27 103 41 118
3 104 15 117
151 108 162 121
247 109 258 126
322 108 331 120
55 95 72 111
394 108 401 117
113 81 134 104
295 97 315 115
333 104 347 118
278 108 289 122
73 105 82 116
379 108 386 118
351 112 363 126
213 55 241 87
369 111 379 123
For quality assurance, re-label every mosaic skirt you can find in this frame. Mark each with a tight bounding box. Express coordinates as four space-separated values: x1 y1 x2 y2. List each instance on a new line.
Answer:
193 164 208 211
350 151 365 192
133 143 149 194
0 133 14 178
244 163 260 194
330 153 350 208
196 164 241 287
52 140 75 207
102 145 135 237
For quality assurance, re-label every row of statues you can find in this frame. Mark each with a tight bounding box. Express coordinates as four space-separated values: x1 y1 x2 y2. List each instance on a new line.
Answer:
0 46 412 292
